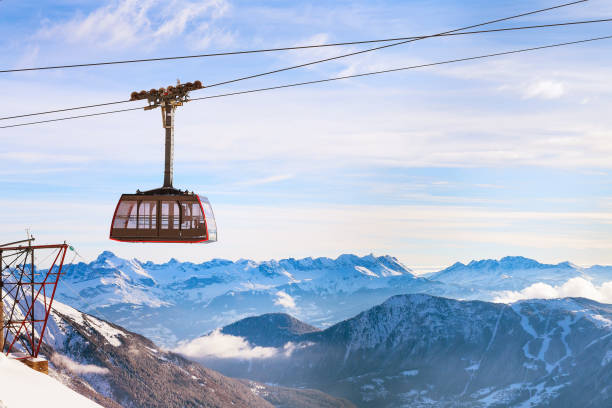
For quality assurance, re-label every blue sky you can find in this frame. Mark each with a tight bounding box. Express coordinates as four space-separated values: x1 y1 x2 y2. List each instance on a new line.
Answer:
1 0 611 271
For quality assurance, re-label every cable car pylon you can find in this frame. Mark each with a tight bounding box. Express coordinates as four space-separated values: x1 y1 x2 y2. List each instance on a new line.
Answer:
109 80 217 244
1 237 70 374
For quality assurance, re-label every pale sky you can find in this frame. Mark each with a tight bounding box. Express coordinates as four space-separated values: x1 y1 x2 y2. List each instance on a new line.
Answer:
1 0 611 272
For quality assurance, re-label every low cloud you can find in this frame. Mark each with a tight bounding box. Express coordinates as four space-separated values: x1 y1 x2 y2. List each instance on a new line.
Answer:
274 291 296 309
175 329 278 359
175 330 313 360
282 341 314 357
493 277 612 304
51 353 109 375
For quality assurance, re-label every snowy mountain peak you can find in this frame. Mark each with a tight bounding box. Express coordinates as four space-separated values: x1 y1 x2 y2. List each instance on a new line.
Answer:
426 256 606 302
92 250 145 273
467 256 543 270
336 254 362 264
558 261 580 269
433 256 576 280
94 250 120 264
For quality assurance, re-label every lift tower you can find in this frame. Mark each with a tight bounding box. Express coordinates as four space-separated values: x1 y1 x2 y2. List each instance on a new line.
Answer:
0 238 68 373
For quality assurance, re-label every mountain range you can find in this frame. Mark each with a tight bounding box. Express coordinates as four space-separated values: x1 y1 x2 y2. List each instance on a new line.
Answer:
55 252 612 347
5 250 612 407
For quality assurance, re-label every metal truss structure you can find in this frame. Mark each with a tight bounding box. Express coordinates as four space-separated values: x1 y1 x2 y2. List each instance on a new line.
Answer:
0 240 68 358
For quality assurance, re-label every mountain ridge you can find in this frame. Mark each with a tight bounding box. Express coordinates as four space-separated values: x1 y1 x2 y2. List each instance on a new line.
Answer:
431 255 576 277
187 293 612 407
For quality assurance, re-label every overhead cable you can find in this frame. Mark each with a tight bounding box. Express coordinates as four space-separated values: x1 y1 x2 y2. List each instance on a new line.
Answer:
0 0 593 122
0 107 145 129
202 0 590 89
0 15 607 74
193 35 612 100
2 34 609 130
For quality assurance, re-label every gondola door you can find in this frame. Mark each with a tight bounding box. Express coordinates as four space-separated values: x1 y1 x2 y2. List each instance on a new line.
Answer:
137 200 158 239
159 200 181 240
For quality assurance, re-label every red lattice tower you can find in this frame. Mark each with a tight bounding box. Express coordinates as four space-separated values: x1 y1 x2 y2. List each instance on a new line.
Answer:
0 240 68 358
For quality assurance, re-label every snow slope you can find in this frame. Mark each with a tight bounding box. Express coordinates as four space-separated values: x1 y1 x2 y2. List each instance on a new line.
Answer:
0 353 102 408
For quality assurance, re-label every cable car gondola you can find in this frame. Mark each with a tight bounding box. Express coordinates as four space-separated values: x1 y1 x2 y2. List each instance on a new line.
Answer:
109 81 217 244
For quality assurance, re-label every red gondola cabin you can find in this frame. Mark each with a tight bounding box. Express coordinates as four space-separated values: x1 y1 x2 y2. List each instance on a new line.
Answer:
110 192 217 243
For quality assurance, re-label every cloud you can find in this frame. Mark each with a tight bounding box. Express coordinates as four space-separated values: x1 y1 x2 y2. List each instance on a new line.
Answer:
238 173 295 186
3 58 612 171
51 353 109 375
175 329 278 359
36 0 231 50
493 277 612 304
274 291 296 309
174 330 313 360
0 152 92 164
522 81 566 100
282 341 314 357
5 196 612 268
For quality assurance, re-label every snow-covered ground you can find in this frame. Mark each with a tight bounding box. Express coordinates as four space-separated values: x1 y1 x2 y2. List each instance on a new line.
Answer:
0 354 102 408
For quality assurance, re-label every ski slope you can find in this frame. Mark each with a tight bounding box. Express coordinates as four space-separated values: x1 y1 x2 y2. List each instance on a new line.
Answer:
0 353 101 408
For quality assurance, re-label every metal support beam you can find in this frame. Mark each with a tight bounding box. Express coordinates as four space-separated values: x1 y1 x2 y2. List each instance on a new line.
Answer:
162 103 175 188
131 80 201 192
0 238 35 248
30 246 35 354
